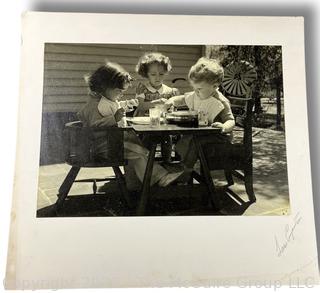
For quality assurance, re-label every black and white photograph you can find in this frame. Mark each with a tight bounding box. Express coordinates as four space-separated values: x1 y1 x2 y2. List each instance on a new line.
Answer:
36 43 288 217
4 12 319 289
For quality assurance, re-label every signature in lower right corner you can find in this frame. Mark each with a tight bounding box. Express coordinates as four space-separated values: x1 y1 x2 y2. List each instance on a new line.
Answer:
275 212 302 257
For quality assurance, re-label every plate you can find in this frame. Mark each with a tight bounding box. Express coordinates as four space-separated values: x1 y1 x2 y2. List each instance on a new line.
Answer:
170 110 198 117
126 117 164 125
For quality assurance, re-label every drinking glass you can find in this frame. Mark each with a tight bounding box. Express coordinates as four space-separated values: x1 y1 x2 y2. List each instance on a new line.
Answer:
198 111 209 126
149 108 161 127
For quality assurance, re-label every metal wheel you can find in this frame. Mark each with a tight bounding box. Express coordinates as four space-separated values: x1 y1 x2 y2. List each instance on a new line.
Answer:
221 61 257 96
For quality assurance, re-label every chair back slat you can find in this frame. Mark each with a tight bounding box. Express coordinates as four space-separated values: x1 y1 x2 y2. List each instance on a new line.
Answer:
221 61 257 148
63 121 125 165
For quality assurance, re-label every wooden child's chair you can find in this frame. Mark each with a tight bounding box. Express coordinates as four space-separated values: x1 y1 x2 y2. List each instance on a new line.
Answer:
196 60 257 204
54 121 132 213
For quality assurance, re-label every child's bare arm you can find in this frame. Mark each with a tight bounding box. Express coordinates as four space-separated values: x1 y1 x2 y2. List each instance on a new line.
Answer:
212 119 235 133
136 97 166 111
211 96 235 133
135 82 166 112
118 99 139 112
165 95 186 108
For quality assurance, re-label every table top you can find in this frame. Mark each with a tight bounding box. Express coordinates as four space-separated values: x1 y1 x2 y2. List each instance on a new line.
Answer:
131 124 222 135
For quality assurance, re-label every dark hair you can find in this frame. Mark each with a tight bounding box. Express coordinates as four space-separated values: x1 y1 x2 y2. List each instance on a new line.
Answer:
188 57 224 85
85 61 133 94
136 52 172 78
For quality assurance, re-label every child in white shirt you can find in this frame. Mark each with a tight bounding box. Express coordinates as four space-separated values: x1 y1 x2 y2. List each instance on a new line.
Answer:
165 57 235 168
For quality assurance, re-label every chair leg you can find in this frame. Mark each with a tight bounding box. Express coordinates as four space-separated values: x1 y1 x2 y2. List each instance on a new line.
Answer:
93 179 97 195
244 166 256 203
224 170 234 186
187 173 194 185
55 166 80 211
193 138 220 210
112 166 133 209
137 143 157 216
189 170 201 184
197 165 209 205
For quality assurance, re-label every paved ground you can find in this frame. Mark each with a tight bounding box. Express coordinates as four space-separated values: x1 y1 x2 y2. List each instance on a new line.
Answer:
37 127 290 217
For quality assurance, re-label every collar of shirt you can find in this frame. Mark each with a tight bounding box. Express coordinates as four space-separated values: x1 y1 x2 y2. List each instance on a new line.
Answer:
193 91 225 110
196 89 221 101
144 81 165 94
101 96 117 105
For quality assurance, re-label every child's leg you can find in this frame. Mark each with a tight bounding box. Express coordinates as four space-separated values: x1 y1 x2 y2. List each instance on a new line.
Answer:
131 156 169 186
124 142 184 186
124 131 149 159
132 155 185 187
124 130 185 186
123 136 169 185
175 135 197 168
124 130 146 147
161 135 172 163
124 141 149 159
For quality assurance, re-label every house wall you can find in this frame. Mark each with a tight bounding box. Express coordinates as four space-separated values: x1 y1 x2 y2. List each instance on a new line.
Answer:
40 44 203 165
43 43 203 112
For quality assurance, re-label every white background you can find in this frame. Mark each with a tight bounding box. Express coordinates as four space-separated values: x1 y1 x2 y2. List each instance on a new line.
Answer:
0 1 319 292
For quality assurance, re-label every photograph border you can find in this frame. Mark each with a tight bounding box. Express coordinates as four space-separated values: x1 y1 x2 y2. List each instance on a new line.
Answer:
5 12 319 289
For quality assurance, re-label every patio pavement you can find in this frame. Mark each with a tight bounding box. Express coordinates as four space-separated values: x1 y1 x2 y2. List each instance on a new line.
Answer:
37 127 290 217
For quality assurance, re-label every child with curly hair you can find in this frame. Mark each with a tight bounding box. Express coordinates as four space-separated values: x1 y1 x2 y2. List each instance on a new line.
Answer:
135 52 179 163
77 61 184 189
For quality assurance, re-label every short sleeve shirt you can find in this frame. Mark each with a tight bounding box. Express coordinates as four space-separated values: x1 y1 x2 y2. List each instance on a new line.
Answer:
184 90 234 124
98 97 127 127
135 81 180 116
135 82 180 102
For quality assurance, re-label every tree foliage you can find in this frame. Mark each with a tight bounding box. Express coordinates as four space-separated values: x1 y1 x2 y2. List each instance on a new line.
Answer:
206 45 283 128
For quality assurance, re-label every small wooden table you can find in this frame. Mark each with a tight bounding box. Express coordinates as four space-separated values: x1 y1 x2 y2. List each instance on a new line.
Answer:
129 123 222 216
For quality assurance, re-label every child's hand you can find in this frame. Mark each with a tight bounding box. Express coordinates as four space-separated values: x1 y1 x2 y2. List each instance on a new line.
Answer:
124 98 139 112
164 99 174 110
127 98 139 107
165 99 173 106
114 108 125 122
159 98 168 104
211 122 226 133
152 98 167 105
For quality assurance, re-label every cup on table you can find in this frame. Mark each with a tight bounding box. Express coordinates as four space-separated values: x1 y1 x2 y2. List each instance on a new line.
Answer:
155 104 166 117
149 107 161 127
198 110 209 126
155 104 168 124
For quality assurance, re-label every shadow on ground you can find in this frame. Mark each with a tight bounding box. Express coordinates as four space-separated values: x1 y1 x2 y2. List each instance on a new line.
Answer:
37 127 289 217
37 182 253 217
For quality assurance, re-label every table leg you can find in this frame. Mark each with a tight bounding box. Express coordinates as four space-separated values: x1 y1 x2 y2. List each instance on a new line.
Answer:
55 166 80 211
137 143 157 216
193 137 220 210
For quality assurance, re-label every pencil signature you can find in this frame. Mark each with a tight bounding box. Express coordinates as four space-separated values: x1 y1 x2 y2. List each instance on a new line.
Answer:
275 212 302 257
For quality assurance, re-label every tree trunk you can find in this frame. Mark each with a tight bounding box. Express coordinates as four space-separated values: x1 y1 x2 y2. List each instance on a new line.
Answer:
253 47 263 115
275 56 283 130
276 80 282 130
